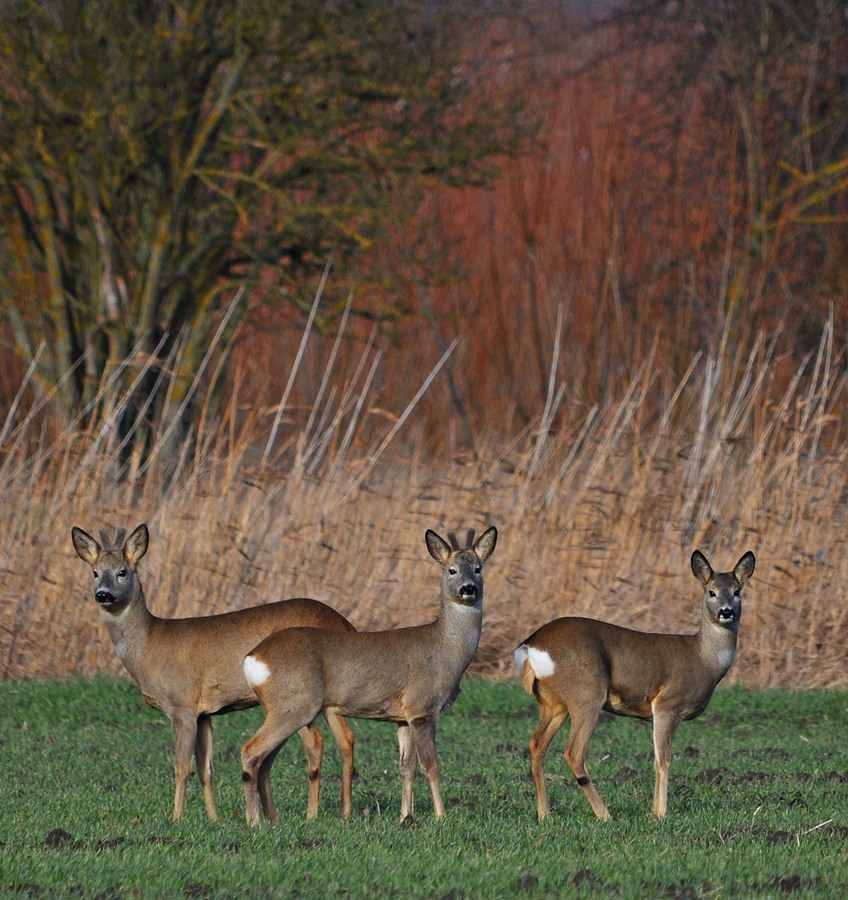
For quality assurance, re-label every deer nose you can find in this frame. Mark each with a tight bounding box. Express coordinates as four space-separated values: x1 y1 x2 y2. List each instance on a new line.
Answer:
717 606 736 622
459 583 478 599
95 590 115 605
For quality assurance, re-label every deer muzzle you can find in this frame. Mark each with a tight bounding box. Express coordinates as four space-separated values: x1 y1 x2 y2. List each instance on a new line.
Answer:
95 589 117 605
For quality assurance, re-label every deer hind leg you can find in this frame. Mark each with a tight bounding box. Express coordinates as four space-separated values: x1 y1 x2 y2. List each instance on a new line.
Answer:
257 744 284 823
241 701 320 826
325 712 356 819
563 699 611 821
194 714 218 821
528 696 568 821
409 717 445 819
171 712 198 821
297 724 324 820
398 724 416 821
651 704 681 818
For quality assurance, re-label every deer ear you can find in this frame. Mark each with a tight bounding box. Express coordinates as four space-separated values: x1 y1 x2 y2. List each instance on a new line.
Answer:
734 551 756 584
691 550 713 585
72 527 101 566
473 526 498 563
123 524 149 567
425 529 452 564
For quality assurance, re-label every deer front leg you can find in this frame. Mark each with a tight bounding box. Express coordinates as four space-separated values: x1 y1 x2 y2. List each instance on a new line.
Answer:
409 717 445 819
171 712 199 821
398 724 416 821
325 712 356 819
194 714 217 821
651 704 681 818
299 724 324 820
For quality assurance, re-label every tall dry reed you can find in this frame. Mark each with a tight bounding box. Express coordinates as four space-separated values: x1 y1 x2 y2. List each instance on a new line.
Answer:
0 314 846 688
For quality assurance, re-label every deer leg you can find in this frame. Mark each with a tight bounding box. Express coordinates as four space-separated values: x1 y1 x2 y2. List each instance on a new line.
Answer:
194 714 217 821
241 716 304 826
171 713 198 821
409 717 445 819
528 699 568 821
398 724 416 821
257 744 284 823
259 723 325 822
325 712 356 819
298 724 324 821
651 704 681 818
563 704 610 821
242 694 322 827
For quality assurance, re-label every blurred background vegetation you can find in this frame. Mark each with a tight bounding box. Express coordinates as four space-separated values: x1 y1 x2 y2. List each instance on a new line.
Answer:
0 0 530 467
2 0 846 462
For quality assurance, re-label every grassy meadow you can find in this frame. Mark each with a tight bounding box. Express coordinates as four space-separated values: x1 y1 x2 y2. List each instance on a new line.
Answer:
1 676 846 898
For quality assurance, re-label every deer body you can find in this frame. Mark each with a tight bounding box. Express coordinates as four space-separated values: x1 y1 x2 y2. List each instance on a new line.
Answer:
102 595 346 715
71 524 356 822
251 609 479 724
240 526 497 825
515 550 755 821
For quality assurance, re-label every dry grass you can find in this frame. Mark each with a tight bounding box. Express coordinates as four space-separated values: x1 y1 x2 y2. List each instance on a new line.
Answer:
1 315 846 689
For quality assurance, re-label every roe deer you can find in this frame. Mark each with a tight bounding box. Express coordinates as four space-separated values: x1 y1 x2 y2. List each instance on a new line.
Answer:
239 525 497 825
71 523 356 822
514 549 755 820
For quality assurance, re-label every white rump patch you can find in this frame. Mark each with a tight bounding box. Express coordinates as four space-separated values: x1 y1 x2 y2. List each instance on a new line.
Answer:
243 655 271 688
514 645 528 674
515 645 556 679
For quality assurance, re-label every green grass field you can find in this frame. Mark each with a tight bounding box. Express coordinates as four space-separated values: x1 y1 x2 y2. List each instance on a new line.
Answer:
1 677 845 898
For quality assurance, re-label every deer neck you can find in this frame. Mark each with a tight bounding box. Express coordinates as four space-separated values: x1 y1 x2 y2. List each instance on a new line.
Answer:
98 586 155 674
695 612 738 679
435 593 483 671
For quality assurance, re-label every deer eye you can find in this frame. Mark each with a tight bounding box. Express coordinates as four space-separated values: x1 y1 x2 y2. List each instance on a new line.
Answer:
708 590 717 598
117 570 127 579
93 571 98 578
448 567 457 576
475 565 482 574
734 589 740 597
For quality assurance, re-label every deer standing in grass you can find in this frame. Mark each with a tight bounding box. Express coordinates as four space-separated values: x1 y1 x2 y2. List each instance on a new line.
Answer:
240 525 497 826
71 523 356 822
514 549 755 820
